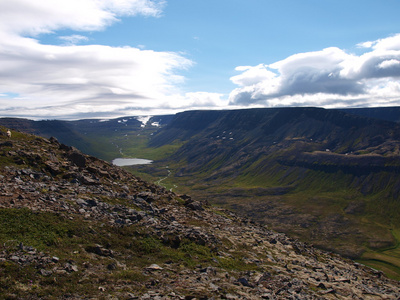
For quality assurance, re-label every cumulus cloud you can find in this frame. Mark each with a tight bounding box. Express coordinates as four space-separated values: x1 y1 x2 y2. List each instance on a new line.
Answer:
0 0 210 119
229 34 400 108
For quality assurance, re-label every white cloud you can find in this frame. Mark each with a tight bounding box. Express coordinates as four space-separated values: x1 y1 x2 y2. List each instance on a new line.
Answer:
0 0 200 119
229 35 400 108
231 64 277 87
0 0 165 36
378 59 400 69
179 92 227 108
357 41 374 49
370 34 400 51
0 36 192 118
59 35 89 45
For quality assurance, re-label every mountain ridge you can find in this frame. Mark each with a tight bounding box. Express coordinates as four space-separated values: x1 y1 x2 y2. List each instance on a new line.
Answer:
1 107 399 158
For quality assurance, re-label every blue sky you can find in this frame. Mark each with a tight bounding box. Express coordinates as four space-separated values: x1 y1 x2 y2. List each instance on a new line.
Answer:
1 0 400 119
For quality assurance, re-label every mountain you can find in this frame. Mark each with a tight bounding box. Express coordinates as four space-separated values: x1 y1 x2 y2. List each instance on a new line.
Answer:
147 108 400 194
0 115 173 161
2 127 399 298
124 108 400 273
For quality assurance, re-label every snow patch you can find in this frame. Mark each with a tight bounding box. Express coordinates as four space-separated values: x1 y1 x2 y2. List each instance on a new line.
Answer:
136 116 152 128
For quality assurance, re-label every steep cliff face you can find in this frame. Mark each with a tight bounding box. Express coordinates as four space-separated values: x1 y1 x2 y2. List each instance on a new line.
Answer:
1 127 399 299
342 106 400 123
150 107 400 185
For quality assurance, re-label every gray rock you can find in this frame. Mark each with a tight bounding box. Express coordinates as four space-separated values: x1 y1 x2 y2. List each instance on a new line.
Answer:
65 263 78 273
39 269 53 277
237 277 253 287
86 244 114 257
185 199 204 211
76 198 87 206
67 151 86 168
146 264 163 271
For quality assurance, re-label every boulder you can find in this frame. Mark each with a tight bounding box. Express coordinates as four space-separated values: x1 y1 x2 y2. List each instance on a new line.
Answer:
184 199 204 211
85 244 114 257
67 151 86 168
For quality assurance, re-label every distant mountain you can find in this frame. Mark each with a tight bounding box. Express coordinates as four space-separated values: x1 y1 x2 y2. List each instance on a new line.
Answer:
0 115 173 160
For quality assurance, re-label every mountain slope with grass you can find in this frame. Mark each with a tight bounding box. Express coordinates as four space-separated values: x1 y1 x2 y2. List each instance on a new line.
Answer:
125 108 400 276
1 127 400 299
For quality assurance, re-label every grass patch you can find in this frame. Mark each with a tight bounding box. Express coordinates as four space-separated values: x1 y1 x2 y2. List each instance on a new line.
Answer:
0 207 221 298
357 259 400 281
0 208 85 251
358 229 400 280
217 256 259 272
112 270 148 282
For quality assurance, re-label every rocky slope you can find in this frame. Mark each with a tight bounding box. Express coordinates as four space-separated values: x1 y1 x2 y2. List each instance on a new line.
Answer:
0 128 400 299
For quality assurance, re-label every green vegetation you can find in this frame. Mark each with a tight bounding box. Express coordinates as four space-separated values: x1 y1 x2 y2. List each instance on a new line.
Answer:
80 126 184 162
125 157 400 279
358 229 400 280
0 208 83 251
0 205 256 297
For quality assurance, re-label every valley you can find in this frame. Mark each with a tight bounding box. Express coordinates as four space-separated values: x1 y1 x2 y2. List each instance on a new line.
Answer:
2 107 400 280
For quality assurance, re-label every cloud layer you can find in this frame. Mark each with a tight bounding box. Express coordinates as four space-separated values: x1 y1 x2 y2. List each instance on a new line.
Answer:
0 0 222 119
229 35 400 108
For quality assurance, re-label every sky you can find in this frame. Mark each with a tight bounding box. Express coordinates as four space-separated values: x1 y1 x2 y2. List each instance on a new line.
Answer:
1 0 400 120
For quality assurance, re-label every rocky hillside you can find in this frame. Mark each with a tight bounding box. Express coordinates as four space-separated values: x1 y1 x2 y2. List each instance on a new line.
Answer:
0 129 400 299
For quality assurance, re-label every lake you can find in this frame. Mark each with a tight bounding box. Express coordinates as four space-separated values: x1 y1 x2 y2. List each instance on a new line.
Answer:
112 158 153 167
